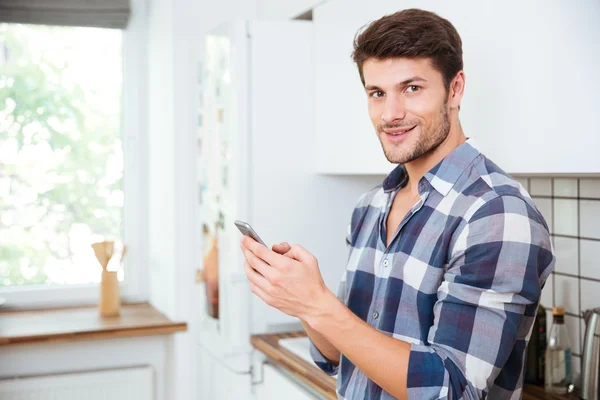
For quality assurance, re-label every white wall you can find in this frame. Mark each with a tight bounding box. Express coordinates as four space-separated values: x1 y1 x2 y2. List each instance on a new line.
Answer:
147 0 176 324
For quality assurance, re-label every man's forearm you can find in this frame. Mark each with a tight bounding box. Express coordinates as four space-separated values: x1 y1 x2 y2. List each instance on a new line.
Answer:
307 291 411 400
300 319 341 365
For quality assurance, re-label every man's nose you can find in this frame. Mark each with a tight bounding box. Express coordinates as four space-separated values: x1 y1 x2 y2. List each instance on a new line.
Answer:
381 95 407 124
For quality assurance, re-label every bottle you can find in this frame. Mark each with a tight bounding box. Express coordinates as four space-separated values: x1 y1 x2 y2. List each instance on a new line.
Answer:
545 307 572 394
526 305 547 384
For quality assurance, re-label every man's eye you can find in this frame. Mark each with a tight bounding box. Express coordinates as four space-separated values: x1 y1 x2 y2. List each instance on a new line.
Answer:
406 85 420 93
370 91 384 98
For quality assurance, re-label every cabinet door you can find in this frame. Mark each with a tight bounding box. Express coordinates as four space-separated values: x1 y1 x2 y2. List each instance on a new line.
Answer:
314 0 600 175
314 0 396 175
255 364 319 400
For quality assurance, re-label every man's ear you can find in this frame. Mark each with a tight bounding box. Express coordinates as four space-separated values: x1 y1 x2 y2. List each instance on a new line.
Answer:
448 71 465 110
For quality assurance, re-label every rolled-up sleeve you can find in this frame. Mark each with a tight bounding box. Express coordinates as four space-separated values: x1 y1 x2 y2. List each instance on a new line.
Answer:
406 195 554 399
310 218 356 375
310 332 341 376
309 267 347 376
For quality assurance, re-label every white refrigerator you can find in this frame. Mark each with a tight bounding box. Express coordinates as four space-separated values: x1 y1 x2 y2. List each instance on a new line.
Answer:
194 20 382 399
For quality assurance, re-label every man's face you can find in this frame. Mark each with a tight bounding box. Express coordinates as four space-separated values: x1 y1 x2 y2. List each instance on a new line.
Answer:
363 57 451 164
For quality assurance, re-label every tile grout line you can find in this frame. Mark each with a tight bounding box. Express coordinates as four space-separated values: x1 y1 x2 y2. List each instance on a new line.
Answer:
530 195 600 201
577 178 583 355
550 233 600 242
553 271 600 283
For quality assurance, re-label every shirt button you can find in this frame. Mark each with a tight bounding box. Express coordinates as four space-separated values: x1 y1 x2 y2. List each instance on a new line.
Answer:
383 259 389 267
372 311 379 319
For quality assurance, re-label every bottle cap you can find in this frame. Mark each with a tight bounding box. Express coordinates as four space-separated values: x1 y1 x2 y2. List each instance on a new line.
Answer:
552 306 565 316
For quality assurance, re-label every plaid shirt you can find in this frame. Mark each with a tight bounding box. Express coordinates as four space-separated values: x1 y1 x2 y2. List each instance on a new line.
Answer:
310 140 554 400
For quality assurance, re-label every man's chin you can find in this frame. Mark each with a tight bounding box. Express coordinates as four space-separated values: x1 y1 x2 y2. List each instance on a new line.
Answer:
381 143 413 164
383 150 412 164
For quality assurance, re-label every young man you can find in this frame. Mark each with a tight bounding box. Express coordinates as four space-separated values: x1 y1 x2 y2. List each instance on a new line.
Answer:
240 8 554 400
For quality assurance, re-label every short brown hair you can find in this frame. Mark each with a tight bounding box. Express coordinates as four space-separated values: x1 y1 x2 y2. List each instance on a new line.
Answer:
352 8 463 90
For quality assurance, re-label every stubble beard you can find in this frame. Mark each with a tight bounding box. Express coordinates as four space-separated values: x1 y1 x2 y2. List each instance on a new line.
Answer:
379 103 451 165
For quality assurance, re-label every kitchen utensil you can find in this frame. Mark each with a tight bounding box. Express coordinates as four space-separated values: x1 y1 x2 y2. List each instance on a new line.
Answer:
581 308 600 400
92 240 121 317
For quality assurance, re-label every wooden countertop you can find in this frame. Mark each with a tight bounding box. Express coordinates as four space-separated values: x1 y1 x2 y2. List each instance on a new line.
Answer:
251 331 578 400
251 331 337 400
0 302 187 346
522 384 579 400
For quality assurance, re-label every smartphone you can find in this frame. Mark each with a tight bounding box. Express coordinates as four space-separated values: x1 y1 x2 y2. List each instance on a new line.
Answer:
234 220 266 246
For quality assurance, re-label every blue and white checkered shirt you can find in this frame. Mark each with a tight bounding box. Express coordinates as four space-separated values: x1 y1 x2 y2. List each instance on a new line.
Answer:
310 140 554 399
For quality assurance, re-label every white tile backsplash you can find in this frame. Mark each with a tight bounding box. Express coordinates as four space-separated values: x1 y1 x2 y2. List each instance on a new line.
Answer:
564 314 581 354
580 200 600 239
553 237 579 275
530 178 552 196
554 199 578 236
580 178 600 199
554 275 579 315
523 177 600 389
540 273 553 309
581 279 600 313
554 178 578 197
534 198 553 233
580 239 600 280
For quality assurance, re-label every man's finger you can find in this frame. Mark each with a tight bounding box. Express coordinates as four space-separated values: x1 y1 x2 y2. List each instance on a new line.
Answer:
242 236 294 269
249 282 275 307
243 261 272 293
241 245 277 282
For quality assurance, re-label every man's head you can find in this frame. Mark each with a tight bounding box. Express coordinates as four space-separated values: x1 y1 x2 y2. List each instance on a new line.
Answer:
352 9 465 164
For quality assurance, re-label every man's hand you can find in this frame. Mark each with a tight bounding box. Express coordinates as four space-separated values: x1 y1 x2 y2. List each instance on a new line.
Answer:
270 241 342 366
240 236 332 323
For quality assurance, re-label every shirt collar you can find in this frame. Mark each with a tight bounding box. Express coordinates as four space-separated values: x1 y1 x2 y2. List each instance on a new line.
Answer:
382 138 481 196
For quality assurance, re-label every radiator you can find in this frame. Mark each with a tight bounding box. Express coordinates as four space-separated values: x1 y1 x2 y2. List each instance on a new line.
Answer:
0 366 153 400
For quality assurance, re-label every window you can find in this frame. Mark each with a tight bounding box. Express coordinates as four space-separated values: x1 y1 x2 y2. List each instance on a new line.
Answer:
0 23 124 287
0 1 147 307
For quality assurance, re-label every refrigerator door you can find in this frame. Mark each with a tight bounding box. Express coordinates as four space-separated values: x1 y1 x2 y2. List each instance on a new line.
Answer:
196 20 252 368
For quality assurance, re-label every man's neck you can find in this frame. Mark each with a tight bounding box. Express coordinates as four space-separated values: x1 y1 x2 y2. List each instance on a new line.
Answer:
404 121 466 196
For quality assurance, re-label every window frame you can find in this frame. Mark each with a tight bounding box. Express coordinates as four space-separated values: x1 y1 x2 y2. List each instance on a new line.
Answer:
0 0 149 309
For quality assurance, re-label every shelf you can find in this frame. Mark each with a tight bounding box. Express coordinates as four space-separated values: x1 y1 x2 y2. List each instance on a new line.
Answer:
0 302 187 346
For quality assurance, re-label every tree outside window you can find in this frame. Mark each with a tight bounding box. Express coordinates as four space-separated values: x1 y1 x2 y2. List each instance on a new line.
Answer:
0 23 123 286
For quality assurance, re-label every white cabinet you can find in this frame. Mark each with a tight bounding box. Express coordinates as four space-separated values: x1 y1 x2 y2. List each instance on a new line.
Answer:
257 0 325 20
314 0 600 175
0 336 169 400
313 0 395 175
254 364 319 400
196 345 252 400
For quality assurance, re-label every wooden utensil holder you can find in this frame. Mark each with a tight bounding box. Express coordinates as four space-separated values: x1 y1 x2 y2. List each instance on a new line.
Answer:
99 269 120 317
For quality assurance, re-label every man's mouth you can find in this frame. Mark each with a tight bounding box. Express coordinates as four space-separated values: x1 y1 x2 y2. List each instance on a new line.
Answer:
383 125 417 136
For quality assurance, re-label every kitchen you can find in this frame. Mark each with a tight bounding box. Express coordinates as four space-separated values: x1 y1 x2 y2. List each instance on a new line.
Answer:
0 0 599 399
